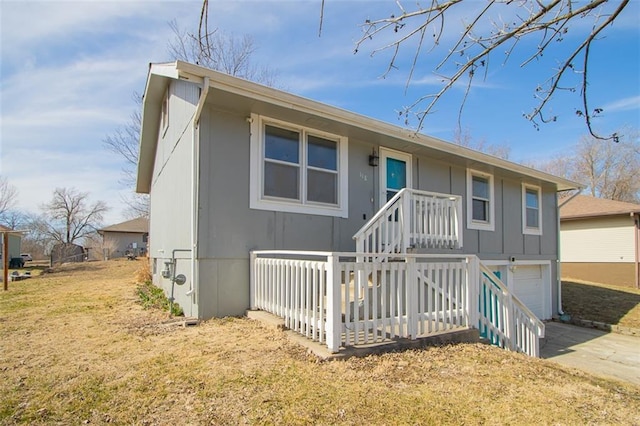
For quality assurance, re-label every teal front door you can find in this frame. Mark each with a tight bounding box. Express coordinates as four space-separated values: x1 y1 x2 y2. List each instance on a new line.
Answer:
379 148 412 209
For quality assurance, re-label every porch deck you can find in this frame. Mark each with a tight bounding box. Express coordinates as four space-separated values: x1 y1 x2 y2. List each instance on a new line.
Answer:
251 251 544 357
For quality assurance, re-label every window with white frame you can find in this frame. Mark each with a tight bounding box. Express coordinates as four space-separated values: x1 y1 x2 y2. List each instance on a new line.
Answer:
522 184 542 235
250 114 348 217
466 169 495 231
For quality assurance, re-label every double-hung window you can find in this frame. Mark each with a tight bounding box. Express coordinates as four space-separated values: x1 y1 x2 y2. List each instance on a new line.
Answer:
522 184 542 235
466 169 495 231
250 114 348 217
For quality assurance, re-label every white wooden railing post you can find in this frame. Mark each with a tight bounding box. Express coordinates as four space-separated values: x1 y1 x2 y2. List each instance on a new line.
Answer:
407 256 418 339
325 254 342 353
507 292 517 351
402 190 411 252
250 251 257 310
455 196 463 249
467 256 479 329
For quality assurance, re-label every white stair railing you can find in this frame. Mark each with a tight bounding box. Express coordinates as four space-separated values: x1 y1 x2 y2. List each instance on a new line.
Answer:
353 189 463 256
475 261 545 357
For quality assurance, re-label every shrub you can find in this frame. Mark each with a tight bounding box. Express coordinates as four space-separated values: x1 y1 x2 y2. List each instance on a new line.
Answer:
134 259 153 284
136 281 183 317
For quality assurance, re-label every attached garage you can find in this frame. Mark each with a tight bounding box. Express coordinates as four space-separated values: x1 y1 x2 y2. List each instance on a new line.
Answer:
486 262 552 320
513 265 549 320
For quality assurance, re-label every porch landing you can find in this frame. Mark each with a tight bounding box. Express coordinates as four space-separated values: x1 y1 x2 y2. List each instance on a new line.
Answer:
247 310 480 360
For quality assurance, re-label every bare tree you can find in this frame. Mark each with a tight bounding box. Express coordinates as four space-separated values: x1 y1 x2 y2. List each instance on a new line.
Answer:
0 209 28 230
345 0 629 141
104 6 278 218
452 128 510 159
0 176 18 218
103 93 149 219
570 131 639 201
35 188 108 245
536 127 639 202
167 19 278 86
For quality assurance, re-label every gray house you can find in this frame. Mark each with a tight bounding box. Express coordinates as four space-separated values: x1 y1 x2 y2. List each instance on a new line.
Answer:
137 61 580 355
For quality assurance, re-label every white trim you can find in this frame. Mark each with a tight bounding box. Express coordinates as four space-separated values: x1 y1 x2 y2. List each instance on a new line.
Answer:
466 169 495 231
249 113 349 218
379 147 412 209
522 183 543 235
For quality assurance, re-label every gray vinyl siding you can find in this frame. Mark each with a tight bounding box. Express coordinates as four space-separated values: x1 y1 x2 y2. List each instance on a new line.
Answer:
193 99 561 317
134 78 562 319
148 79 199 317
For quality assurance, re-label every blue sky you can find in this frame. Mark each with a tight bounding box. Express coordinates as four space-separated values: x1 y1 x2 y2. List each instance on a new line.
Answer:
1 0 639 226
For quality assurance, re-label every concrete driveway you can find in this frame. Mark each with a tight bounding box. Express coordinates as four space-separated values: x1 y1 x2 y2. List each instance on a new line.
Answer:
540 321 640 386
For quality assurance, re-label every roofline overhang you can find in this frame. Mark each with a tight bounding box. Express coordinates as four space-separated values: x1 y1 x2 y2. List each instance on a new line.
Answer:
137 60 584 194
561 210 640 221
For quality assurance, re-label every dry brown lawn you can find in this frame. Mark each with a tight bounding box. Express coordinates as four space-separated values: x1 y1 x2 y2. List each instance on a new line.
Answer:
563 280 640 329
1 260 639 425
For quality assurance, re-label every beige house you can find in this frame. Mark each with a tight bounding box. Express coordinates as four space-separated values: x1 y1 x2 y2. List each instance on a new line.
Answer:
98 217 149 259
560 195 640 288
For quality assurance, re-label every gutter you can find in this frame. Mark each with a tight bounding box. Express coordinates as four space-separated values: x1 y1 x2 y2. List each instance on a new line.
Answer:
556 190 582 316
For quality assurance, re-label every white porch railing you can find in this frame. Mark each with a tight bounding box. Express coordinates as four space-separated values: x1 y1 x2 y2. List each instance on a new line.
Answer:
250 251 545 357
353 189 463 256
477 263 545 357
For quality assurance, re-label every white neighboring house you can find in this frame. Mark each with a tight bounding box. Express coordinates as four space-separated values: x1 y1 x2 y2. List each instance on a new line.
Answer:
560 195 640 288
98 217 149 259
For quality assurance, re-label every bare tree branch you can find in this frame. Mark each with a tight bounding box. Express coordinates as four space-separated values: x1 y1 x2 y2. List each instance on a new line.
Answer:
352 0 630 140
0 176 18 218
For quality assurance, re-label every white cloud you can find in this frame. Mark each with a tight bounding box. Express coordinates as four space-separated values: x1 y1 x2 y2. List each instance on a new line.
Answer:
603 96 640 113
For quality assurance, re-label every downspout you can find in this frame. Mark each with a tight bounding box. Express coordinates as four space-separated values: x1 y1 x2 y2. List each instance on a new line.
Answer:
556 190 582 317
187 76 209 299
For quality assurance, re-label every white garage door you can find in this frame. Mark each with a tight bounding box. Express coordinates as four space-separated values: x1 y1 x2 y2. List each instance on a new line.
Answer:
513 265 548 320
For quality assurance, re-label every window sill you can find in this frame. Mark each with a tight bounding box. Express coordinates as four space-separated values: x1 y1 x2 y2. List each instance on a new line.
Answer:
468 221 495 232
250 198 348 218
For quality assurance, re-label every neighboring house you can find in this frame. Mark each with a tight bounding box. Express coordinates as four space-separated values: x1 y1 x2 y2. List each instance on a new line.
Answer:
137 61 581 355
98 217 149 259
0 225 22 267
560 195 640 288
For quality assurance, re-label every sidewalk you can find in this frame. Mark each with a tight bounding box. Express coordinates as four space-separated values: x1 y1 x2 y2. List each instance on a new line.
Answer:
540 321 640 386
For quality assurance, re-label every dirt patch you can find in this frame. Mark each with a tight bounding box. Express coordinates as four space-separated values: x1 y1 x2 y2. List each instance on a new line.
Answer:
1 261 639 425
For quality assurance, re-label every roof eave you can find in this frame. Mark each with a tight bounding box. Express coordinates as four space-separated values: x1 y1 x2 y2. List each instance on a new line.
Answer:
561 210 640 221
138 61 583 194
136 62 182 194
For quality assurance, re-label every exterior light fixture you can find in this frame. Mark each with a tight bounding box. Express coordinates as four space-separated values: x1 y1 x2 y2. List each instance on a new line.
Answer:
369 149 379 167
